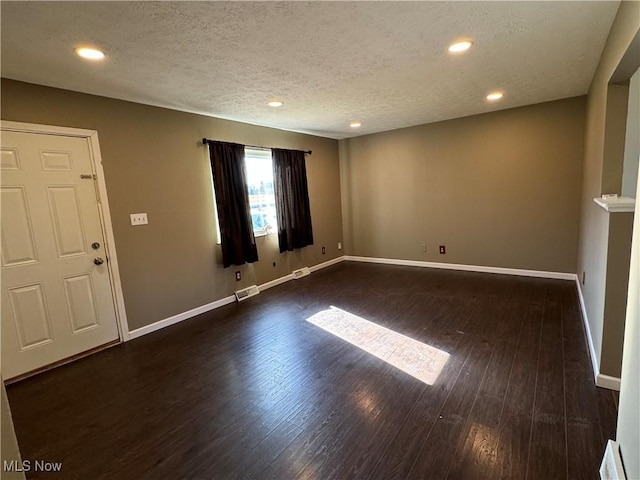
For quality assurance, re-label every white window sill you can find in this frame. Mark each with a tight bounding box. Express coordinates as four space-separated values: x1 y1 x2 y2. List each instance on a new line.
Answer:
593 196 636 213
215 230 275 245
254 224 277 238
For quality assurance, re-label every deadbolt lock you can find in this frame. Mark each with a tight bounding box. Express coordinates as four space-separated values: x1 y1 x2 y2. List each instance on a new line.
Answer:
91 242 101 250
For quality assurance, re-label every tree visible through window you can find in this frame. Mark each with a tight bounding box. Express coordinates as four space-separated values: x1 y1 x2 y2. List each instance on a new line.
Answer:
245 147 277 236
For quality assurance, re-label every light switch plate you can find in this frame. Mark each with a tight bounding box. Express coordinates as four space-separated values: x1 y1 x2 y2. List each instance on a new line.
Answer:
130 213 148 225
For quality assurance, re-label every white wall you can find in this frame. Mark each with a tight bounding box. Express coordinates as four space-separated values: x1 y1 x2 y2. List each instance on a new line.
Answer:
616 166 640 480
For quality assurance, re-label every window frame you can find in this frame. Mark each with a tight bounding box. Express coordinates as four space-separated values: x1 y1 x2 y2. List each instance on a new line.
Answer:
244 146 278 238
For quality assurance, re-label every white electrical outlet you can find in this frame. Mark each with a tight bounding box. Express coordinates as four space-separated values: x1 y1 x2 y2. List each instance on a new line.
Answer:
338 242 342 250
130 213 148 225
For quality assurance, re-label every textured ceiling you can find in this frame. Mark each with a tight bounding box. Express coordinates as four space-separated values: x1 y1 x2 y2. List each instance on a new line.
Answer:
1 1 620 139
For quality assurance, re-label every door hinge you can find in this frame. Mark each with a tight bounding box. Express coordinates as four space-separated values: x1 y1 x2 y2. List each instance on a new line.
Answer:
81 174 101 203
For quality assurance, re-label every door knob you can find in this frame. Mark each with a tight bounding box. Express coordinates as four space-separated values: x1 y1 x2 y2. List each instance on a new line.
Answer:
94 257 105 265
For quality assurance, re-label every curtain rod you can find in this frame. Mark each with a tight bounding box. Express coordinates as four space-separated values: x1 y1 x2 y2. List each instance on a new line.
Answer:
202 138 311 155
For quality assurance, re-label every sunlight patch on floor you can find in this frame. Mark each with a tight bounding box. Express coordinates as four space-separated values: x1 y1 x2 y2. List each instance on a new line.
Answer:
306 306 449 385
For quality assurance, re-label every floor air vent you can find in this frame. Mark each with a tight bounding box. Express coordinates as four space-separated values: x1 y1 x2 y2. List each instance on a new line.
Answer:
292 267 310 279
235 285 259 302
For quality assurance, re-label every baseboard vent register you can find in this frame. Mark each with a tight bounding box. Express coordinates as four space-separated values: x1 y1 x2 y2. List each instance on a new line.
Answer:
600 440 626 480
293 267 310 279
235 285 260 302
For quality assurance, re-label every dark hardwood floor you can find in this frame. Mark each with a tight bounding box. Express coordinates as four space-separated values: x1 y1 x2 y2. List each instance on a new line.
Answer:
7 262 618 479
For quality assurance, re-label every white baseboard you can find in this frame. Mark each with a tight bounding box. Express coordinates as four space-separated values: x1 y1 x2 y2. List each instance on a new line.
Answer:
258 274 295 292
309 255 345 272
346 255 626 390
129 295 236 339
596 374 621 391
344 255 576 280
574 278 621 391
575 278 601 384
130 251 618 394
258 257 346 292
128 256 346 340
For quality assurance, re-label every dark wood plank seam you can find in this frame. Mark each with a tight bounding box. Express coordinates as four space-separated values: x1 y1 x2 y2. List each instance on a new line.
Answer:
524 287 546 480
404 344 478 478
562 287 569 480
444 280 529 479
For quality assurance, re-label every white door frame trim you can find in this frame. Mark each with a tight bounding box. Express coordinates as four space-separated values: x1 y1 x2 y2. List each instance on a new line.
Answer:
1 120 130 341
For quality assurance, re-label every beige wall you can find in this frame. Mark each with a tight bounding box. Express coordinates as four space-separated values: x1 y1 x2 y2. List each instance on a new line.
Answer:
576 0 640 379
602 212 634 375
1 80 343 331
339 97 585 273
602 83 629 194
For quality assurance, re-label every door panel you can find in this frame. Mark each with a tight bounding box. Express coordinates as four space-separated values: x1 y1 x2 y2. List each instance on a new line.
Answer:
63 274 101 333
0 147 20 170
8 283 53 349
1 187 39 267
1 130 120 379
47 186 87 258
40 150 73 171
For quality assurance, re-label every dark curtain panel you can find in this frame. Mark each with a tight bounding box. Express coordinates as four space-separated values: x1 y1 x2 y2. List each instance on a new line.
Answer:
272 148 314 253
206 140 258 267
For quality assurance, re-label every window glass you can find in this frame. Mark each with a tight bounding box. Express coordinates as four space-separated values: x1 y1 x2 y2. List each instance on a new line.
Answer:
245 147 277 236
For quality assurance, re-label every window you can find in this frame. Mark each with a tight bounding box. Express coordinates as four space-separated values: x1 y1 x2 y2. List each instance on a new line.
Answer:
245 147 277 236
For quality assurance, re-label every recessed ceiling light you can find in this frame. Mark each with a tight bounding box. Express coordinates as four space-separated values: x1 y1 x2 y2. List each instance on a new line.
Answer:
486 92 504 101
350 121 362 128
448 40 473 54
267 100 283 107
75 47 105 60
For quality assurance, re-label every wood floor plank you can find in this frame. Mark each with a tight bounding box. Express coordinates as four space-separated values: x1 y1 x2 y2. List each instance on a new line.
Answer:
527 346 567 479
5 263 617 480
367 275 483 480
526 287 567 480
559 284 607 480
236 420 305 480
302 365 425 480
262 390 364 479
407 340 494 479
494 294 545 480
367 335 476 479
596 387 619 446
446 281 529 479
565 374 605 480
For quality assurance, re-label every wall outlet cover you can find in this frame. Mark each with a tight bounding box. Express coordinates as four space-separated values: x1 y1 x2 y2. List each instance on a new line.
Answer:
130 213 148 226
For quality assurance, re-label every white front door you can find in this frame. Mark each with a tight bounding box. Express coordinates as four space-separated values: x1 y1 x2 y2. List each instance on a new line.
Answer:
1 130 120 380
